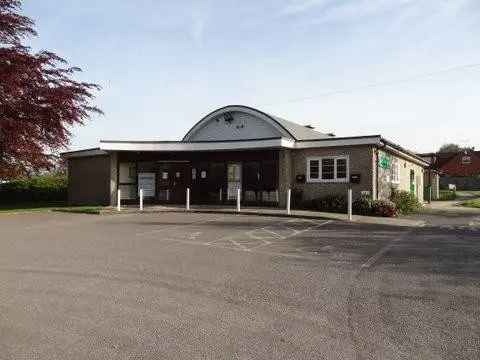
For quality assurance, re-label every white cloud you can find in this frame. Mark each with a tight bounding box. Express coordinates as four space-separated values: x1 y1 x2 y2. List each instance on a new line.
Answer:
275 0 474 25
277 0 331 17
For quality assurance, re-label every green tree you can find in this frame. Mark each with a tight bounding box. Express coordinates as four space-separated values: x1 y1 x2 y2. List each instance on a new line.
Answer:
438 143 462 153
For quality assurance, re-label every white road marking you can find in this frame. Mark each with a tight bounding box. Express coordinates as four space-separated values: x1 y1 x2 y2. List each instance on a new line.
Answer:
135 215 232 236
361 229 413 268
136 217 333 254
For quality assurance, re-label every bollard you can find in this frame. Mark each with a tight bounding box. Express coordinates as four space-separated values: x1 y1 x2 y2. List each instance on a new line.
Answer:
166 189 170 202
186 188 190 211
139 189 143 211
287 189 291 215
237 188 241 212
117 189 121 212
276 189 279 203
348 189 353 221
219 188 222 202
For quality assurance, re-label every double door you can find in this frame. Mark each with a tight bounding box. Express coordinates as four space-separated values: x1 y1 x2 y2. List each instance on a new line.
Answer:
157 163 190 204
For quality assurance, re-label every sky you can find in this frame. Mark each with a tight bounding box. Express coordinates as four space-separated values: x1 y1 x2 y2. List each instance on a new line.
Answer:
22 0 480 153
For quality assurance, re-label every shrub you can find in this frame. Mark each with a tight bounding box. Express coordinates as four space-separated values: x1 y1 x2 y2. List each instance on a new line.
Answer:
317 194 347 213
372 199 397 217
390 188 420 214
353 196 373 215
0 174 67 204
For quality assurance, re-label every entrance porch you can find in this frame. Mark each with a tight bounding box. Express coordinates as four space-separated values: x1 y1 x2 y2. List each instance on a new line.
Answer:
116 150 280 206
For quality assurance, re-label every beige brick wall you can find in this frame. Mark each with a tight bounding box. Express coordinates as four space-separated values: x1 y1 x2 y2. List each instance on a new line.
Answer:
423 171 439 201
68 155 111 205
290 146 375 201
377 150 425 203
278 149 292 207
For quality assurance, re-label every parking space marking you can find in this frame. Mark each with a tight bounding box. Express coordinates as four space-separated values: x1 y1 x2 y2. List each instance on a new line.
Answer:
361 229 414 268
203 219 333 251
136 217 334 256
135 215 233 236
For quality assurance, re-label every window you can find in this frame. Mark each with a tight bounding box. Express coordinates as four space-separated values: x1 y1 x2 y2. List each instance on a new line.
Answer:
307 156 349 182
309 160 319 179
462 156 471 165
391 162 400 184
336 158 348 180
119 162 137 200
322 158 334 179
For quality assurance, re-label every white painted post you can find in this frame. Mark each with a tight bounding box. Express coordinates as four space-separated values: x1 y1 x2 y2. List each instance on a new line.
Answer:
219 188 222 202
348 189 353 221
276 189 279 203
166 189 170 201
237 188 241 212
117 189 121 212
227 188 230 201
139 189 144 211
186 188 190 211
287 189 291 215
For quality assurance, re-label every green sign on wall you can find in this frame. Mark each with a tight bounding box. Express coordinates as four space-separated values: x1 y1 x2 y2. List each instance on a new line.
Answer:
379 154 391 169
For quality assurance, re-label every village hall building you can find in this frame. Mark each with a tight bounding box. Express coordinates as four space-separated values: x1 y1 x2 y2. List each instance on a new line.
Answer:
62 105 428 207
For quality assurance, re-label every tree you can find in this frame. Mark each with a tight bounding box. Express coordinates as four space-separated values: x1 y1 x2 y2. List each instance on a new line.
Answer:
438 143 462 153
0 0 102 179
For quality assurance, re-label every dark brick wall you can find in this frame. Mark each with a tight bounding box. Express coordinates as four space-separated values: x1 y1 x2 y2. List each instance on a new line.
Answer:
68 155 111 205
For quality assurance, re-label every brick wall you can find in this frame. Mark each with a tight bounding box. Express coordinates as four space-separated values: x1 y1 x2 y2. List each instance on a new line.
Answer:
441 151 480 176
68 155 111 205
278 149 292 207
290 145 375 201
377 150 425 203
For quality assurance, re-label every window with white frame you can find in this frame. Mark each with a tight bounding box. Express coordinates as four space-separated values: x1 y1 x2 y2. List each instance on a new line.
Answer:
391 161 400 183
307 156 349 182
461 156 471 165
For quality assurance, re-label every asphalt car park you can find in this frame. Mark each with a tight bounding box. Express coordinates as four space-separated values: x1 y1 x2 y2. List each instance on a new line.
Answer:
0 211 478 359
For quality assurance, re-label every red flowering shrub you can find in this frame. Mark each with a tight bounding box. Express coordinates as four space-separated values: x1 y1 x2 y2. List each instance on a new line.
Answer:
371 200 397 217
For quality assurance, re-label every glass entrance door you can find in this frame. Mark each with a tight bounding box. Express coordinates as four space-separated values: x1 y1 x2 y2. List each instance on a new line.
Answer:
227 163 242 201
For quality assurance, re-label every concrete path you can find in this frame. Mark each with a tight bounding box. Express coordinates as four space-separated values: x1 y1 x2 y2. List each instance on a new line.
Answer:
105 205 426 228
405 194 480 227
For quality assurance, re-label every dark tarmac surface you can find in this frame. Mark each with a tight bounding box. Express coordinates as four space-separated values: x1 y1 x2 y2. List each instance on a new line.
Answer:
0 212 478 359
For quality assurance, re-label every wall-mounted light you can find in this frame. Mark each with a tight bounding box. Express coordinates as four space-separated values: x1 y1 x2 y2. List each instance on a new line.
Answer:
224 112 233 123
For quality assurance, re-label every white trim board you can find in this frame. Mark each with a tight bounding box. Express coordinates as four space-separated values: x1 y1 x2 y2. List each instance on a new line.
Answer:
61 149 108 158
100 138 295 152
98 137 382 152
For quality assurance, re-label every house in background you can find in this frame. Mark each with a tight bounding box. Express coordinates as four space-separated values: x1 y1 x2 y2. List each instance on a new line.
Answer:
419 149 480 190
61 105 428 206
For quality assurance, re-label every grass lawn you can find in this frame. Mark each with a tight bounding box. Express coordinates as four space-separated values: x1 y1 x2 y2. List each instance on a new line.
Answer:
456 190 480 197
457 198 480 209
438 189 456 201
0 202 105 214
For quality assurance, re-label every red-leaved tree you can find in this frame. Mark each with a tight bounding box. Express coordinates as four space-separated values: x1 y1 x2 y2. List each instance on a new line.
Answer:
0 0 102 179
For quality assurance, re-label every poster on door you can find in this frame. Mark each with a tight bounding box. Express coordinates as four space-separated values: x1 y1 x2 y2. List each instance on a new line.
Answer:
138 173 156 197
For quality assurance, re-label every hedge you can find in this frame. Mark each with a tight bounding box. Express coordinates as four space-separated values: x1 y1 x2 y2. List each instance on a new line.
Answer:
0 174 67 204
